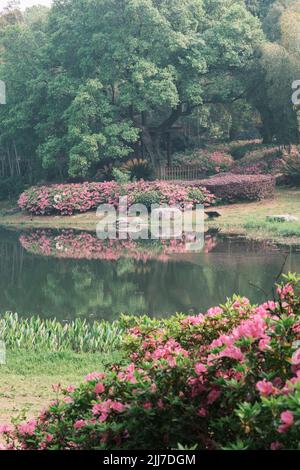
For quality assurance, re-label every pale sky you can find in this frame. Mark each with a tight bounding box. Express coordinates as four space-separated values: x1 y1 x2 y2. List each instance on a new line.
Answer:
0 0 53 11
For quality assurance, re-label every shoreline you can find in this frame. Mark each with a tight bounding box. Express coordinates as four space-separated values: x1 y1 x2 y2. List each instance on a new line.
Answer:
1 188 300 248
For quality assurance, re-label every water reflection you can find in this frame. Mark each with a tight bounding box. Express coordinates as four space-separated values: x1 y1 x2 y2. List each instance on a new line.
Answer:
0 228 299 320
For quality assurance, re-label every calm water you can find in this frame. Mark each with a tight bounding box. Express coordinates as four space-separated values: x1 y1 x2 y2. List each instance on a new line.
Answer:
0 227 299 321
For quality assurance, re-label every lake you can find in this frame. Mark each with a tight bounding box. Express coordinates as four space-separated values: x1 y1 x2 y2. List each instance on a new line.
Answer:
0 227 299 321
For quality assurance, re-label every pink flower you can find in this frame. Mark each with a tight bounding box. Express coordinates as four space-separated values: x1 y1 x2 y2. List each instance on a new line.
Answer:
206 306 223 317
157 399 164 409
94 382 105 395
64 396 73 404
291 349 300 367
219 345 244 362
92 404 103 415
278 411 294 433
277 284 294 300
182 314 205 325
0 424 12 434
143 402 152 410
207 388 221 404
258 338 271 351
99 413 108 422
74 420 87 430
18 419 37 436
232 297 250 309
85 372 105 382
270 441 283 450
256 379 274 397
110 401 126 413
197 407 207 417
195 363 207 375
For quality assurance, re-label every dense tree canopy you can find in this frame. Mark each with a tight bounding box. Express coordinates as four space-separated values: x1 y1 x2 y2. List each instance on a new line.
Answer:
0 0 299 184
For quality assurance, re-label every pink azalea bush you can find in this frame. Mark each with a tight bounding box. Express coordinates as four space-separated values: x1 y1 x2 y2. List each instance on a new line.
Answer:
2 273 300 450
18 181 215 216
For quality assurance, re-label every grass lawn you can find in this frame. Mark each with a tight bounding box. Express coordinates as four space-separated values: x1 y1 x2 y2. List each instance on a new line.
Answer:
207 188 300 246
0 350 121 425
1 188 300 245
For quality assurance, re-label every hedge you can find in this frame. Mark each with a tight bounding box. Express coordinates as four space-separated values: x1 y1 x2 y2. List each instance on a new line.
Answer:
195 174 275 203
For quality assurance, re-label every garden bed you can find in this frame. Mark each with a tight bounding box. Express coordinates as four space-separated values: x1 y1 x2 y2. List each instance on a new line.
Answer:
18 181 215 216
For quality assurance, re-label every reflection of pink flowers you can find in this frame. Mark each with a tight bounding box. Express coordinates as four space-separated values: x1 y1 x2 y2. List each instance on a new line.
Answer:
19 229 217 263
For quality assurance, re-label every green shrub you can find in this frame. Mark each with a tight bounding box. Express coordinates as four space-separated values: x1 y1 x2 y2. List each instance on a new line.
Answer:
282 146 300 185
112 168 131 184
121 158 153 181
131 190 162 208
229 141 262 160
187 187 206 204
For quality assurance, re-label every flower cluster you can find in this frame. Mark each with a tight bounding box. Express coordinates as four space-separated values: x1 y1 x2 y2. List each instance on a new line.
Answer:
18 181 215 216
2 274 300 450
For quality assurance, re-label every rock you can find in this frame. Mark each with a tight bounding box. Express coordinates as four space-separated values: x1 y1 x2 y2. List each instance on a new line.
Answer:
266 214 299 223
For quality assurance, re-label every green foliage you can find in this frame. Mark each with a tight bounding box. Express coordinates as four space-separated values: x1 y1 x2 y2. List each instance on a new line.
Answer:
0 0 264 186
244 217 300 238
187 187 206 203
121 158 153 181
0 176 25 200
131 190 162 209
112 168 131 184
282 145 300 185
0 312 123 353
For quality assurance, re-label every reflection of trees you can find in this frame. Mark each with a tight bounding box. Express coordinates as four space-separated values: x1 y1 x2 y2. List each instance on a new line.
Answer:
0 228 299 321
